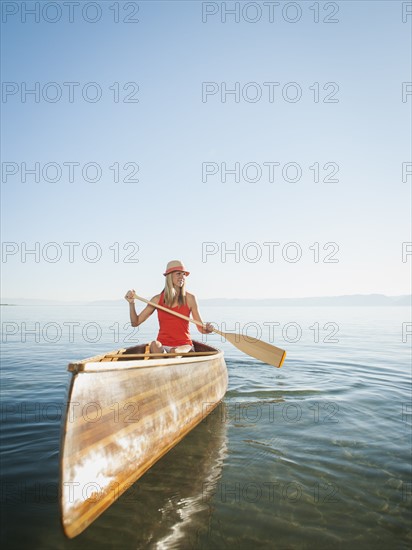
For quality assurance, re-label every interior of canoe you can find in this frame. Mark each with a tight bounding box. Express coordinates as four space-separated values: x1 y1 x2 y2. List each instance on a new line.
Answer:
104 341 218 361
68 341 220 371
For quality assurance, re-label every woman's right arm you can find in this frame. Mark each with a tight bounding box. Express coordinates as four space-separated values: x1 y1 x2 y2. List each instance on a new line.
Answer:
124 290 159 327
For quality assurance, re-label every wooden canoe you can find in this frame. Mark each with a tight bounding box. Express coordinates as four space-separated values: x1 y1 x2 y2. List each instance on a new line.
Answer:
59 341 228 539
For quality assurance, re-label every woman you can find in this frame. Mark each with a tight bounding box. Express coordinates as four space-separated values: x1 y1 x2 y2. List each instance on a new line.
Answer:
124 260 213 354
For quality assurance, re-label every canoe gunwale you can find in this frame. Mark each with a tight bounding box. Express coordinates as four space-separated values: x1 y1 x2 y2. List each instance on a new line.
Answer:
69 351 223 373
68 342 223 373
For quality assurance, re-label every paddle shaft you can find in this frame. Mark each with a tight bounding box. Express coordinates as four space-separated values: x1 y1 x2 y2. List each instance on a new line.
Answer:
133 293 216 333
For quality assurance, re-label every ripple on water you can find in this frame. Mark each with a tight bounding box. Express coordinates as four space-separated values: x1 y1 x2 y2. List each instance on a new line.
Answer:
1 305 411 549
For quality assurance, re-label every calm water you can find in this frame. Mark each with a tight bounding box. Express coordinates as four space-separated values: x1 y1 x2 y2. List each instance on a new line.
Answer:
1 305 411 549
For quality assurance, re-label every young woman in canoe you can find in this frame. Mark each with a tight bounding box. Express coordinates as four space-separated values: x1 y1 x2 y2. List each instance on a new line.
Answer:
124 260 213 354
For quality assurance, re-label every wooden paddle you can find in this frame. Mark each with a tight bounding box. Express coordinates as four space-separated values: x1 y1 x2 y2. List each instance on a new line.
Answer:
132 293 286 368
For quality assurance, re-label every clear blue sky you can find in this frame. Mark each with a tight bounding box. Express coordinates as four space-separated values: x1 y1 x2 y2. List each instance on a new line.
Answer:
1 0 411 300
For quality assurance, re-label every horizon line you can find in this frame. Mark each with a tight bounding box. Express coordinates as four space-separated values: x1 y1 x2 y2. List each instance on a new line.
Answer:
1 292 411 305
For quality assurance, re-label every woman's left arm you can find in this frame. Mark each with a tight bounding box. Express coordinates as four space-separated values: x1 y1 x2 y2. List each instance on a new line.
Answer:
188 294 214 334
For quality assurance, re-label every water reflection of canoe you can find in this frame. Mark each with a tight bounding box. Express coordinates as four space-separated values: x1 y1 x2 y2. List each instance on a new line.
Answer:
95 401 229 548
59 341 228 539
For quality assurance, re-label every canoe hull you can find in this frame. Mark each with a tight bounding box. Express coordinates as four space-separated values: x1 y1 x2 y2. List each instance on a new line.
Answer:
60 343 227 538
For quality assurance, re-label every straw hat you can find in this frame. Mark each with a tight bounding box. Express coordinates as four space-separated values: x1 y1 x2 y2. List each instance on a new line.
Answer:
163 260 190 276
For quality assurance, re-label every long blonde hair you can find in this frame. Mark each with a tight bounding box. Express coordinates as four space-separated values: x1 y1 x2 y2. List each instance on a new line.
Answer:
163 273 187 307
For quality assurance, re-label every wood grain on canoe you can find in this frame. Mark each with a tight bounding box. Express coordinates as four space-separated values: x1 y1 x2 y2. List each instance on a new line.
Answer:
60 342 227 538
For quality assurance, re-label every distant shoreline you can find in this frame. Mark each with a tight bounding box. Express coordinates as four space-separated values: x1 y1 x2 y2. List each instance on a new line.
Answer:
1 294 410 307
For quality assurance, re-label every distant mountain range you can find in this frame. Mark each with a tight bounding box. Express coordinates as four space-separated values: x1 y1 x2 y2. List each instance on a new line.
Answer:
1 294 410 306
201 295 411 306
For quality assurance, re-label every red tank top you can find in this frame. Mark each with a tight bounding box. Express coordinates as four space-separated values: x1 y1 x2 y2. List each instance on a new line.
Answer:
157 292 192 346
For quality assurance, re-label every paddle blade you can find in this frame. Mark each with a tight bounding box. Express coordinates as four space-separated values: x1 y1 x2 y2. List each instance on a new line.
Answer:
221 332 286 368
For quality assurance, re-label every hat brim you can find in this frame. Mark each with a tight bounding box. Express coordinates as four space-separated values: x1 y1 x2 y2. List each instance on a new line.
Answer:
163 267 190 276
